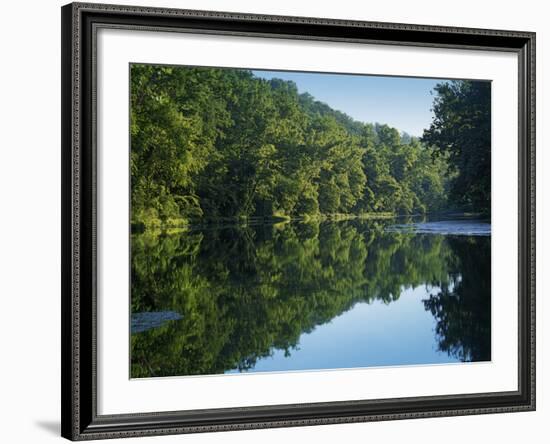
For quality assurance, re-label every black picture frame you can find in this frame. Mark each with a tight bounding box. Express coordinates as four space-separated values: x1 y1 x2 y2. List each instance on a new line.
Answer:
61 2 536 440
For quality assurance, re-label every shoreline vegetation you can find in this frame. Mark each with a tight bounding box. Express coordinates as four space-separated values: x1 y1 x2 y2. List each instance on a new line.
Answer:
131 212 396 233
130 65 490 233
131 210 489 235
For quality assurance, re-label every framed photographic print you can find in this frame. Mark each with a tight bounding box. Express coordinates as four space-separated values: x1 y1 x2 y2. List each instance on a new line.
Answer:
61 2 536 440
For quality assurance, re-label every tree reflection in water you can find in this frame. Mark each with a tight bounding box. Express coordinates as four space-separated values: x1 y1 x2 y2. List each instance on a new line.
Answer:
423 236 491 362
130 219 490 378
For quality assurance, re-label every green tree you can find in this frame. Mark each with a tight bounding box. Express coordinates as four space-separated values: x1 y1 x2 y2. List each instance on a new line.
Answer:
130 65 458 229
422 80 491 213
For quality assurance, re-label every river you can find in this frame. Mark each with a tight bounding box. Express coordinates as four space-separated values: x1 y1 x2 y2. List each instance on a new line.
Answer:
130 216 491 378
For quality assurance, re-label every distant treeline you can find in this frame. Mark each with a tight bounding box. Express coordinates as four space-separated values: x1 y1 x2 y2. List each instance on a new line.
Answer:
130 65 490 229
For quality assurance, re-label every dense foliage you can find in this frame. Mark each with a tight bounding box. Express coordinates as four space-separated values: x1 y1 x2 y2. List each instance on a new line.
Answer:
130 65 454 229
130 220 490 377
422 80 491 213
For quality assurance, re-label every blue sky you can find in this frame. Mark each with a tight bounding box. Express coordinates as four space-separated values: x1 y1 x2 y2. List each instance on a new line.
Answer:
252 70 445 137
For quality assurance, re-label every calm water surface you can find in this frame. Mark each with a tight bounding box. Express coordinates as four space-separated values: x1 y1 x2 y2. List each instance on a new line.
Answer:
130 217 491 378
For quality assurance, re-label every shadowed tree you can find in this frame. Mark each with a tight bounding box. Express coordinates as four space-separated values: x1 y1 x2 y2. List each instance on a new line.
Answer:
422 80 491 213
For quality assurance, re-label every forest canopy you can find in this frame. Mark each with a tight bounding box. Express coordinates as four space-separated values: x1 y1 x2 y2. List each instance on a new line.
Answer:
130 65 490 229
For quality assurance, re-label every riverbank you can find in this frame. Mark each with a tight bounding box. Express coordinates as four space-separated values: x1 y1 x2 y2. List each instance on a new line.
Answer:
131 210 492 234
131 212 397 234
